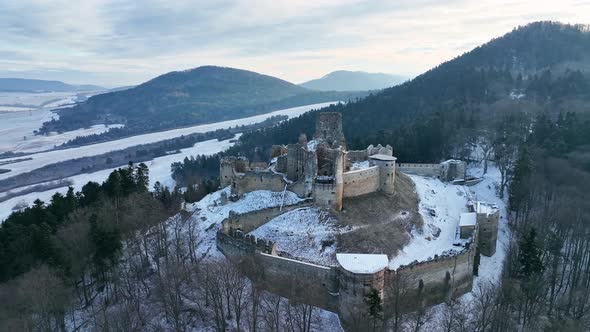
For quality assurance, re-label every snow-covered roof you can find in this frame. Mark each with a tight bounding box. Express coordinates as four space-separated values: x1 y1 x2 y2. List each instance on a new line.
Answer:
336 253 389 274
369 154 397 161
459 212 477 227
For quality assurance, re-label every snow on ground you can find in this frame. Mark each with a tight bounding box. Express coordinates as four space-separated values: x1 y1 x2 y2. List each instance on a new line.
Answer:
0 102 339 180
0 108 56 153
389 175 471 269
186 189 305 259
9 124 125 153
0 136 238 222
464 164 509 287
0 91 108 153
422 163 510 331
337 253 389 274
249 207 342 266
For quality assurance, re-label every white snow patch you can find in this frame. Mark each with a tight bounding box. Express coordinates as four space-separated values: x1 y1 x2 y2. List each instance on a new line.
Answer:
186 189 305 259
389 175 470 269
337 253 389 274
250 207 341 266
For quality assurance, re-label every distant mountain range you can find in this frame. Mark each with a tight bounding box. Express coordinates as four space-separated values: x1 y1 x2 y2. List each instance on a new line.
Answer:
0 78 105 93
40 66 366 136
300 71 407 91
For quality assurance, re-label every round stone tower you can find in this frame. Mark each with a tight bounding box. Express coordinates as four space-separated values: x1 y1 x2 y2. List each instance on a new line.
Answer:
369 154 397 194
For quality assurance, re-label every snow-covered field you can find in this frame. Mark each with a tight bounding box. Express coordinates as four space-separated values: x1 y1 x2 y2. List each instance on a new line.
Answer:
8 124 124 153
0 102 338 180
249 207 344 266
0 136 238 222
185 188 305 259
0 91 106 153
389 175 471 269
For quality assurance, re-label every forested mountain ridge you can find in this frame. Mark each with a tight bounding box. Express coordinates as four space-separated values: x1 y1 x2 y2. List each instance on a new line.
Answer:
40 66 365 136
228 22 590 164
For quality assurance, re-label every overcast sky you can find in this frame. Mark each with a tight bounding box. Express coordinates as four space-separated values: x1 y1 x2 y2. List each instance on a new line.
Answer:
1 0 589 87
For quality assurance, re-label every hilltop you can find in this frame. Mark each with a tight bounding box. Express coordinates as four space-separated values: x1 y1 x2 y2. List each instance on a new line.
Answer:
40 66 365 137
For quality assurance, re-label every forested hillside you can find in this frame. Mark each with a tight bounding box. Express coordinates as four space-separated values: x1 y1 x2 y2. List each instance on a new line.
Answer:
40 66 365 140
222 22 590 164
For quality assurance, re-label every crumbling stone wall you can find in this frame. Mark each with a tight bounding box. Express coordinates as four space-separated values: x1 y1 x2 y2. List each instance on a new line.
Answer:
220 156 249 187
233 171 287 197
313 112 346 148
342 166 380 198
221 202 311 234
367 144 393 157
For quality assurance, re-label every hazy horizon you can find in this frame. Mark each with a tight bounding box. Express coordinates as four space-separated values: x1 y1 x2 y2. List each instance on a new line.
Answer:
1 0 589 87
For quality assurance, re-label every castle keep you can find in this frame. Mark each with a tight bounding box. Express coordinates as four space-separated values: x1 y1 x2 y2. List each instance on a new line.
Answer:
220 112 396 210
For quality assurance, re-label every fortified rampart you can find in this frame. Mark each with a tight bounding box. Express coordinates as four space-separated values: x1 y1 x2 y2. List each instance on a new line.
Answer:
231 171 287 198
398 160 466 182
342 166 380 198
216 205 481 330
398 163 442 177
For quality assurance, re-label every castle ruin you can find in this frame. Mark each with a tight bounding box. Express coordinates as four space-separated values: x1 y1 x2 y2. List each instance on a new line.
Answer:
216 112 500 330
221 112 397 210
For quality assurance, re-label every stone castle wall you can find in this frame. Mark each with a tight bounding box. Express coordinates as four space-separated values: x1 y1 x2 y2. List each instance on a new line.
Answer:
217 206 478 329
255 253 340 312
222 202 311 234
342 166 381 198
394 244 476 305
233 171 287 197
398 163 442 177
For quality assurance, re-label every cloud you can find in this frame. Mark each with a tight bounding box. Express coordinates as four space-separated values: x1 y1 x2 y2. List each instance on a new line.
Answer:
0 0 588 85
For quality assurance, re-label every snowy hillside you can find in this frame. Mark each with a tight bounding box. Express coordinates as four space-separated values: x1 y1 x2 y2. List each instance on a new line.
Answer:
389 175 471 269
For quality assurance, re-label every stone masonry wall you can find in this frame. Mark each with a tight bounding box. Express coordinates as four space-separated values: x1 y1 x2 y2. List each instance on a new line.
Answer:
255 253 340 312
398 163 442 177
393 244 476 306
234 171 287 197
222 202 311 234
342 166 380 198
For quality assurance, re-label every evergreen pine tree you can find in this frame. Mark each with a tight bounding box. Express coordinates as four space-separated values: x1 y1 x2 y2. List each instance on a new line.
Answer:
365 288 383 331
509 146 532 212
518 228 544 279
